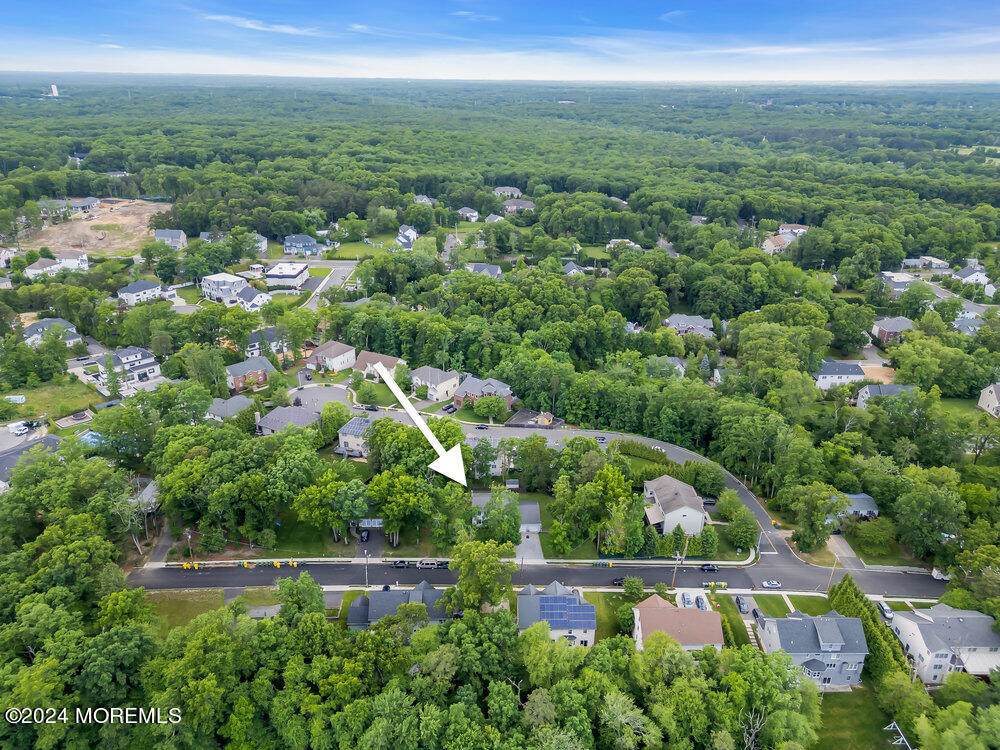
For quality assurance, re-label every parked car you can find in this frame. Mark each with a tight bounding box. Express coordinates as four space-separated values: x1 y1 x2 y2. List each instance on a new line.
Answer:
702 498 717 506
435 561 449 569
392 560 409 568
735 595 749 614
381 584 391 591
695 596 708 611
304 372 312 381
7 421 27 435
761 580 782 589
611 577 625 586
475 424 488 430
365 405 378 411
681 592 693 607
359 529 369 543
877 601 894 620
595 436 607 444
751 607 763 620
417 559 437 569
700 564 719 572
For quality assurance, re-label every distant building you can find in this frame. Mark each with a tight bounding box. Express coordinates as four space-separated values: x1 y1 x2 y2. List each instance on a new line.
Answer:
756 610 868 689
889 604 1000 684
954 317 983 336
562 260 587 276
283 234 323 256
453 376 514 410
493 186 522 198
814 359 865 391
22 317 81 348
643 474 704 536
338 416 371 457
457 207 479 222
98 347 161 396
878 271 918 298
199 231 268 255
690 215 708 226
978 383 1000 418
871 316 913 344
413 194 434 205
778 223 810 237
632 594 724 651
656 237 678 257
502 199 535 215
625 321 644 335
410 366 461 401
234 285 271 313
348 581 448 630
206 394 254 422
762 235 792 255
517 582 596 646
953 264 991 288
466 263 502 279
484 213 503 224
396 224 419 250
606 238 641 251
255 406 319 436
264 262 309 289
664 313 714 339
154 229 187 251
919 255 950 270
305 340 355 372
225 356 277 392
856 383 917 410
835 493 879 520
201 272 248 304
353 351 405 379
247 327 289 358
23 250 89 279
0 436 63 493
117 279 167 306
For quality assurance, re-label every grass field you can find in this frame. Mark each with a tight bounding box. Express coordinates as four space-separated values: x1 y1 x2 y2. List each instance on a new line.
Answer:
752 594 790 618
268 505 356 558
329 233 394 260
174 285 202 304
238 587 278 606
940 397 984 422
887 600 913 611
713 594 751 646
584 591 630 641
318 455 374 482
355 381 399 407
382 525 438 558
308 266 329 277
338 590 365 625
850 537 923 568
16 377 102 419
536 493 600 559
788 595 832 616
449 405 493 423
579 245 611 261
147 589 224 637
814 684 891 750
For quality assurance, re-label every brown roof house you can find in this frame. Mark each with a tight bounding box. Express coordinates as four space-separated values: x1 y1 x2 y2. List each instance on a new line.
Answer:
632 595 724 651
643 474 705 536
354 351 405 379
306 340 356 372
225 356 277 392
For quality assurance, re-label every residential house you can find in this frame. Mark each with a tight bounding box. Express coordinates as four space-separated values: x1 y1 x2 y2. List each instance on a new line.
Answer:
396 224 419 249
625 321 644 335
353 351 405 379
502 199 535 214
410 365 461 401
247 327 288 358
347 581 448 630
413 194 434 205
99 347 161 395
154 229 187 251
338 416 371 457
954 317 983 336
206 394 254 422
443 233 462 258
643 474 705 536
235 285 271 313
0 436 62 493
283 234 323 256
778 223 810 237
836 493 879 520
22 317 82 348
665 313 715 339
562 260 587 276
255 406 320 436
453 376 514 410
690 215 708 226
484 213 503 224
889 604 1000 684
656 237 678 257
264 262 309 289
879 271 918 298
306 340 356 372
466 263 502 279
606 238 641 251
493 186 522 198
458 207 479 222
200 231 268 255
856 384 917 410
117 279 166 306
920 255 950 270
663 356 687 377
953 264 991 287
0 248 19 268
814 359 865 391
872 316 913 345
901 258 924 269
978 383 1000 418
23 258 60 279
632 594 724 651
201 272 248 303
225 356 277 392
756 610 868 689
54 249 89 271
517 582 596 646
762 235 792 255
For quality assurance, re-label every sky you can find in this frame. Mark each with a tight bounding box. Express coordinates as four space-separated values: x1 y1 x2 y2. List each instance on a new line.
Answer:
1 0 1000 81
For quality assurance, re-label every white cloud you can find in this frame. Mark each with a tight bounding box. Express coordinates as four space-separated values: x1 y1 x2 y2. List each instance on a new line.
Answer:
98 43 122 49
452 10 500 22
659 10 687 23
348 24 370 32
203 14 325 37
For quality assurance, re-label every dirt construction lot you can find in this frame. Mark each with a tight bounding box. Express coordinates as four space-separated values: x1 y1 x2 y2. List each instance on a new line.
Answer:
23 199 171 257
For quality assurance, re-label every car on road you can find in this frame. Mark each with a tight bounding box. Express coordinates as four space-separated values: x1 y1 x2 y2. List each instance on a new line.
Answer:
595 436 607 444
475 424 488 430
700 564 718 572
611 577 625 586
435 561 449 569
877 601 894 620
702 497 716 506
417 559 437 569
392 560 409 568
365 405 378 411
761 580 782 589
735 595 749 614
359 529 369 543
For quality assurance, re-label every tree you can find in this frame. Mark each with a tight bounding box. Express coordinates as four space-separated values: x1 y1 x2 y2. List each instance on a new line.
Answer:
894 484 965 557
726 506 757 552
476 485 521 546
445 540 516 612
319 401 350 445
275 572 325 624
472 395 509 423
103 353 121 399
622 576 645 600
780 482 848 553
699 524 719 558
356 380 378 404
472 438 499 483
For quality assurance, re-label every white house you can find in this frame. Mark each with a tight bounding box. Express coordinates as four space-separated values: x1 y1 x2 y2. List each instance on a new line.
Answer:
201 272 248 303
22 318 81 348
762 235 792 255
778 223 810 237
410 366 461 401
919 255 950 270
978 383 1000 418
117 279 165 306
953 264 990 287
338 416 371 457
458 207 479 222
353 351 405 379
264 262 309 289
395 224 419 249
154 229 187 251
643 474 705 536
502 199 535 215
235 285 271 312
889 604 1000 684
493 186 522 198
54 249 89 271
98 347 162 396
306 340 356 371
814 359 865 391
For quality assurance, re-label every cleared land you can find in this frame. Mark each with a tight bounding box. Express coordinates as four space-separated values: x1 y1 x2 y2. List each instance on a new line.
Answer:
23 199 170 256
814 684 891 750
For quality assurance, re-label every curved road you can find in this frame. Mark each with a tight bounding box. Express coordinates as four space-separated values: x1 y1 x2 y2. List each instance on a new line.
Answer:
129 385 948 599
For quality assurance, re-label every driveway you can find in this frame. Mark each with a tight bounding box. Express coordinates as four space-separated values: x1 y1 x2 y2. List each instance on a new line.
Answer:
291 383 352 410
515 531 544 561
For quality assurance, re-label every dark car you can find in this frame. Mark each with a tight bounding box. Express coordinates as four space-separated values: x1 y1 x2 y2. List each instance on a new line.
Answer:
381 584 391 591
392 560 409 568
735 595 749 614
365 405 378 411
611 577 625 586
359 529 369 543
304 372 312 381
435 561 449 568
475 424 488 430
700 564 719 572
702 498 717 506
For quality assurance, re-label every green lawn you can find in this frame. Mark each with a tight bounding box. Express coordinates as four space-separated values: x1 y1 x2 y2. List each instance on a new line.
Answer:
174 285 201 304
356 381 400 407
752 594 790 618
848 536 923 568
308 266 329 277
147 589 225 637
787 595 832 616
449 405 493 424
579 245 610 261
338 590 365 625
329 233 394 260
712 594 750 647
266 241 284 258
584 591 631 641
887 600 914 611
267 505 356 558
16 377 102 420
910 600 936 609
423 400 451 413
318 455 373 482
814 684 891 750
238 587 278 606
536 493 600 559
382 525 438 558
940 397 985 421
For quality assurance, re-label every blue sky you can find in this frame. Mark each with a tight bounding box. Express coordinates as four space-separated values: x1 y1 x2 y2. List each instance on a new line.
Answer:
2 1 999 80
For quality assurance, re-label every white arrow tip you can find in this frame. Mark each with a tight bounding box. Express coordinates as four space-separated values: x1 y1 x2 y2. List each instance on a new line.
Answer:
429 444 467 486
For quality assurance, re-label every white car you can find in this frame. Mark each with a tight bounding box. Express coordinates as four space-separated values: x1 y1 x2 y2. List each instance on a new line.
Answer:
7 421 27 436
761 580 782 589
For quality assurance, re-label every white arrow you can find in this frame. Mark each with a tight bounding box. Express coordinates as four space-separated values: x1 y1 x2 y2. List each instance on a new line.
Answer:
372 362 467 486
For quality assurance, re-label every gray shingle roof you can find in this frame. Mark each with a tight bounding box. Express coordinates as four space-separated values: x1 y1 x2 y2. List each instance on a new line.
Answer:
226 356 277 378
118 279 161 295
666 313 714 330
236 286 267 303
311 340 354 360
256 406 319 431
816 359 865 377
955 265 982 280
348 581 448 628
207 395 253 420
766 612 868 655
0 436 62 483
154 229 185 242
644 474 701 514
841 493 878 515
895 604 1000 652
410 365 458 386
468 263 502 277
454 376 512 400
858 384 917 400
23 317 78 339
875 316 913 333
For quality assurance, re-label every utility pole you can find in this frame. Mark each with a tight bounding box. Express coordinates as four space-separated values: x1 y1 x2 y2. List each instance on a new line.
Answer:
364 551 370 587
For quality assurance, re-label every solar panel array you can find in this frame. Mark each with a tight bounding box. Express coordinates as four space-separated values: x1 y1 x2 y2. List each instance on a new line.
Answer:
537 595 597 630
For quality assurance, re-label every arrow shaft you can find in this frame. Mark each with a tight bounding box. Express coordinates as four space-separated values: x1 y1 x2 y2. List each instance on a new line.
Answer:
373 362 445 456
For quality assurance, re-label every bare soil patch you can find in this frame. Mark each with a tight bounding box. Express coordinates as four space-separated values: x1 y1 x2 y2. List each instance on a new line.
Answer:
23 199 172 257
